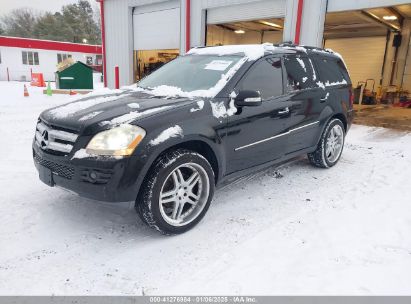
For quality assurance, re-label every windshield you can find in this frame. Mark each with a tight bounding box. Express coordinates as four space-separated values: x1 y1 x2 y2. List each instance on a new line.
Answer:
137 55 243 95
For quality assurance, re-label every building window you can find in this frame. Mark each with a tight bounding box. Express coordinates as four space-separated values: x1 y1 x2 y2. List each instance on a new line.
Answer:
22 51 39 65
57 53 72 63
86 56 93 65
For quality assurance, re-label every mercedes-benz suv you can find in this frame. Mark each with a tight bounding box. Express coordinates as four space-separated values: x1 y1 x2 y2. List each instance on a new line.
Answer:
33 43 354 234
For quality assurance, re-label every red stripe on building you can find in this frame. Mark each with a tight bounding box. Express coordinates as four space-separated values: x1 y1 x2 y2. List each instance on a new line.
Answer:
97 0 108 87
294 0 304 45
185 0 191 53
0 36 102 54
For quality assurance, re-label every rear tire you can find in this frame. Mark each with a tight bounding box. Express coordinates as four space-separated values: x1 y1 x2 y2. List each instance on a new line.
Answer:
135 149 215 235
308 118 345 168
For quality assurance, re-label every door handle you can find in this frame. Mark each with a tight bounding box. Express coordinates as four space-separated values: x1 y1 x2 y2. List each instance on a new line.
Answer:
278 107 290 115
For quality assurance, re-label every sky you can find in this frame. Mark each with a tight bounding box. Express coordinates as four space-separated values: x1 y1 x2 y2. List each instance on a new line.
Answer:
0 0 90 16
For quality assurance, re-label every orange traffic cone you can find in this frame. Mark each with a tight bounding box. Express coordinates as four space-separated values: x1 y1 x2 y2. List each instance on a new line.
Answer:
69 89 77 95
24 84 29 97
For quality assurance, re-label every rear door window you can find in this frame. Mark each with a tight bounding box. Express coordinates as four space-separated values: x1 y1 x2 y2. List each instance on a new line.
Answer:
238 57 283 100
283 55 316 91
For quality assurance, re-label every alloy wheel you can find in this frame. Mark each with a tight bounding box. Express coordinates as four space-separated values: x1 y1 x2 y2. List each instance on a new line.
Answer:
159 163 210 226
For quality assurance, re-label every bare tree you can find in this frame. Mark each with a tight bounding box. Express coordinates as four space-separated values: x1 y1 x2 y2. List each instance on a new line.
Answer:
1 8 38 38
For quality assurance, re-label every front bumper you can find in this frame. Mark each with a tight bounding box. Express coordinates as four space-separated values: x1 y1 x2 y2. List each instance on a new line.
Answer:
347 109 354 131
32 142 142 202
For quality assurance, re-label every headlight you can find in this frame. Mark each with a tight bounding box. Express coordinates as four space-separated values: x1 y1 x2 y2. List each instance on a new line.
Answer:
86 124 146 156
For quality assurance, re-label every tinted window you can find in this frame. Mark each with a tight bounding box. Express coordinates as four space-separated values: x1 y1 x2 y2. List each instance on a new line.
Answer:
238 57 283 100
284 55 315 91
313 57 345 84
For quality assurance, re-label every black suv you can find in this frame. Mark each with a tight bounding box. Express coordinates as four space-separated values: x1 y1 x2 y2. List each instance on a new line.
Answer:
33 44 354 234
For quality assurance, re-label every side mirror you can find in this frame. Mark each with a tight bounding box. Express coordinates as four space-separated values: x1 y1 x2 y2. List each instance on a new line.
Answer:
234 90 262 107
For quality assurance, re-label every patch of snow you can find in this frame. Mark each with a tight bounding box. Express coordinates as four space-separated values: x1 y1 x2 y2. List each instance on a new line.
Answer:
317 81 326 89
210 91 238 120
317 79 347 90
71 148 92 160
190 100 205 113
100 106 172 126
127 103 140 109
210 101 228 119
70 87 125 102
149 125 183 146
308 58 317 81
325 79 348 87
49 94 130 119
296 57 307 72
188 43 278 61
302 77 308 83
78 111 103 121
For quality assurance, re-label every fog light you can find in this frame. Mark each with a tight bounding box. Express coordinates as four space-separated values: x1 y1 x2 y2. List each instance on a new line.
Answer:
89 171 98 180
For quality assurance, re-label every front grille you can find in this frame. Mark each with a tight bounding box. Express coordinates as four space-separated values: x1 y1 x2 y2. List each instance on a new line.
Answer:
34 151 75 179
34 120 78 156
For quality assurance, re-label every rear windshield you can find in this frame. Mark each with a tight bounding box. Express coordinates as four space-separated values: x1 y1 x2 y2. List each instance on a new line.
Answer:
312 56 351 85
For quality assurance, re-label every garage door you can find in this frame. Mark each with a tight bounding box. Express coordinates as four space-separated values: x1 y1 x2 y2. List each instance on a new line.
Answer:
325 36 387 86
133 1 180 50
207 0 286 24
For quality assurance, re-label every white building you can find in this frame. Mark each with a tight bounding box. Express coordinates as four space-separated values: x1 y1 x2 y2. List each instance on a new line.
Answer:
0 36 102 82
99 0 411 96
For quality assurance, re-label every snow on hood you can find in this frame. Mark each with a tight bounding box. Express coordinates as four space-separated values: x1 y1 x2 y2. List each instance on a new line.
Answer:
187 43 278 61
48 93 131 119
99 105 173 127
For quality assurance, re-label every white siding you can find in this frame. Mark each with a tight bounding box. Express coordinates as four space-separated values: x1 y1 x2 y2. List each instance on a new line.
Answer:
190 0 286 49
0 46 99 82
133 1 180 50
327 0 411 12
325 36 387 87
207 0 285 24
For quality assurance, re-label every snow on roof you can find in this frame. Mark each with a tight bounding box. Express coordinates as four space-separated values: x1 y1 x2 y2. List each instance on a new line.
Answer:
187 43 280 61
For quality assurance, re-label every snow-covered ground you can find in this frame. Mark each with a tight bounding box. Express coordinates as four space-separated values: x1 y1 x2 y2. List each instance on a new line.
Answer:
0 81 410 295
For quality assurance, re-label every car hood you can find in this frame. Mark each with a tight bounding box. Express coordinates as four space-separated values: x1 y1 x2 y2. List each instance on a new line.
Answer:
40 89 197 134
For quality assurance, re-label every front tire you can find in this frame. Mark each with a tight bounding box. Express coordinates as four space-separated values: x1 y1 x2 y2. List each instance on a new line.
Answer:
308 118 345 168
135 149 215 235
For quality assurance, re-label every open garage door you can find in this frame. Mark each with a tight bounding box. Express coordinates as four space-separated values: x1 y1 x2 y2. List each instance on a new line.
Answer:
133 1 180 80
324 4 411 130
206 0 285 47
325 36 387 87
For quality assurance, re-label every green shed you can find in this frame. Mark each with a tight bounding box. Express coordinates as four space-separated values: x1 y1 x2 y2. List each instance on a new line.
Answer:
55 61 93 90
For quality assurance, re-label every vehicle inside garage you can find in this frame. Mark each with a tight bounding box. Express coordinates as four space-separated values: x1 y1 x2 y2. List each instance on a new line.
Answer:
324 4 411 130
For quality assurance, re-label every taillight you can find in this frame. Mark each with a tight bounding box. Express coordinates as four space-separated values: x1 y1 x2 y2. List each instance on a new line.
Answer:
349 88 354 108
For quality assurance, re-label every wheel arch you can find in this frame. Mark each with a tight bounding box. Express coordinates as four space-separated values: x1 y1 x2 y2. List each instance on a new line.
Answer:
331 113 347 131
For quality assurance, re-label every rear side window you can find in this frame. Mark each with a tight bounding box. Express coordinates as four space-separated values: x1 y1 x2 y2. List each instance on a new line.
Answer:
283 55 315 91
238 57 283 100
313 57 347 84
